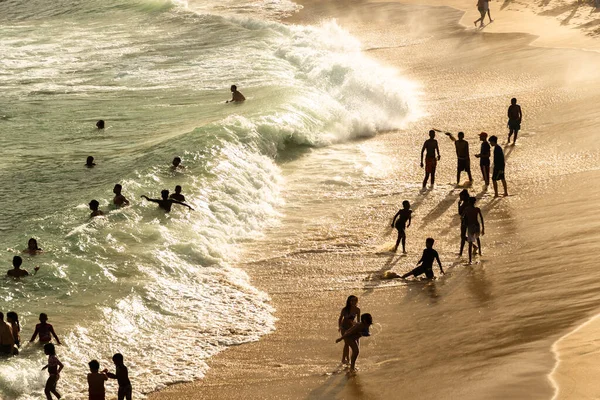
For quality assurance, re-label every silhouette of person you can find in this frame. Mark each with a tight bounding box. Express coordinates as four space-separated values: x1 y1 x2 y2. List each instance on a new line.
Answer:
0 312 15 356
474 132 490 186
445 131 473 185
23 238 42 255
226 85 246 103
171 157 184 170
391 200 412 253
103 353 132 400
7 256 39 278
113 184 130 208
458 189 470 256
96 120 105 129
89 200 104 218
507 98 522 144
335 313 373 373
463 196 484 264
420 130 441 189
338 295 360 365
169 185 185 202
489 135 508 197
86 156 96 168
474 0 492 28
141 190 193 212
402 238 444 279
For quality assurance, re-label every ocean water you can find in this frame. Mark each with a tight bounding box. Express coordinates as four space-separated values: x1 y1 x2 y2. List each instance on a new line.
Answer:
0 0 419 397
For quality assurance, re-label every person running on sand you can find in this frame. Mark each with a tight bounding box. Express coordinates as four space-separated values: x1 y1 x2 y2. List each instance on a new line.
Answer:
103 353 132 400
169 185 185 202
0 312 15 356
507 98 522 144
474 132 491 186
171 156 184 170
445 131 473 185
226 85 245 103
401 238 444 279
88 359 108 400
420 130 441 189
141 190 193 213
489 135 509 197
391 200 412 253
89 200 104 218
113 184 130 208
86 156 96 168
458 189 470 257
335 313 373 372
23 238 43 255
338 295 360 365
6 312 20 354
474 0 492 28
7 255 39 278
30 313 61 345
42 343 63 400
463 196 484 264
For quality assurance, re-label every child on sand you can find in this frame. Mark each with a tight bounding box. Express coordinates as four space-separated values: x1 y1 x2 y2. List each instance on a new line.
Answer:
30 313 61 345
88 360 108 400
391 200 412 253
103 353 132 400
335 313 373 372
338 295 360 365
401 238 444 279
42 343 63 400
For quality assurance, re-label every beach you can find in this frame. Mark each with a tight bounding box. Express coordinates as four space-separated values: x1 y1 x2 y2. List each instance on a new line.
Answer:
151 1 600 400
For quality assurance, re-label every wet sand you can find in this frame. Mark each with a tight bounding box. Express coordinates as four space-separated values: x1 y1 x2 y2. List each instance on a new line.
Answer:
151 1 600 399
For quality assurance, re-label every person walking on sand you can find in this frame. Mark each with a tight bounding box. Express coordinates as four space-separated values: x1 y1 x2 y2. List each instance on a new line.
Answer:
474 132 491 186
445 131 473 185
141 190 193 213
226 85 245 103
0 312 15 356
458 189 470 257
507 98 522 144
30 313 61 345
88 359 108 400
42 343 64 400
338 295 360 365
391 200 412 253
401 238 444 279
103 353 132 400
7 255 39 278
489 135 509 197
420 130 441 189
335 313 373 373
463 196 485 264
474 0 492 28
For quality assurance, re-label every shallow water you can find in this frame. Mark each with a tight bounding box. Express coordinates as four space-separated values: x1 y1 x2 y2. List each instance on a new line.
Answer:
0 0 419 398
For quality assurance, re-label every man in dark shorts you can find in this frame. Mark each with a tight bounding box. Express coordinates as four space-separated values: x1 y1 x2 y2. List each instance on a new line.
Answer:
489 135 508 197
474 132 491 186
420 130 441 189
445 131 473 185
507 98 522 144
401 238 444 279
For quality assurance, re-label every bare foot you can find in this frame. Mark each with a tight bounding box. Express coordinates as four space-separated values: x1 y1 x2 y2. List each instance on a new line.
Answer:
503 192 509 196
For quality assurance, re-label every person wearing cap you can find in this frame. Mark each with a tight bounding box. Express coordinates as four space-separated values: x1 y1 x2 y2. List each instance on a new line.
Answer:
474 132 491 186
420 130 441 189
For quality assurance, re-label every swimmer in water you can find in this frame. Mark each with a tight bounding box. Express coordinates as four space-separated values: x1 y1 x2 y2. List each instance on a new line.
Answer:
89 200 104 218
141 190 193 212
335 313 373 372
420 130 441 189
401 238 444 279
391 200 412 253
338 295 360 365
7 256 39 278
171 157 184 170
6 312 20 355
113 184 130 208
226 85 246 103
169 185 185 202
96 120 105 129
86 156 96 168
0 312 15 356
30 313 61 345
23 238 43 255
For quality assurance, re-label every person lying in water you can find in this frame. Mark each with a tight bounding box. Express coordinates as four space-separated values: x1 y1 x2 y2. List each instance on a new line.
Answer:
141 190 193 212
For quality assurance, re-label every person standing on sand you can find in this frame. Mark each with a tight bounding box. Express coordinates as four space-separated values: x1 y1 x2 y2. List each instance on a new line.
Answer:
338 295 360 365
463 196 484 264
445 131 473 185
391 200 412 253
507 98 522 144
474 0 492 28
458 189 470 257
401 238 444 279
420 130 441 189
335 313 373 373
474 132 491 186
489 136 509 197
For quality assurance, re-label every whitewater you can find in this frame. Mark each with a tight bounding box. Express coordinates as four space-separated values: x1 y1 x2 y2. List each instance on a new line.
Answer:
0 0 418 397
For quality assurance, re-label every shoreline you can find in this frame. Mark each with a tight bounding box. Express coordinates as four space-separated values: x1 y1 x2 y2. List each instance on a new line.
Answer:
151 1 600 399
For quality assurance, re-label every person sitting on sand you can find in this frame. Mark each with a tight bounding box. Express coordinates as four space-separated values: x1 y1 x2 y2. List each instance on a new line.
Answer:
86 156 96 168
507 98 522 144
420 130 441 189
463 196 484 264
489 135 509 197
141 190 193 213
226 85 245 103
391 200 412 253
89 200 104 218
338 295 360 365
30 313 61 345
445 131 473 185
401 238 444 279
7 256 39 278
474 132 491 186
113 184 130 208
169 185 185 202
88 359 108 400
96 120 105 129
103 353 132 400
171 156 184 170
23 238 43 255
335 313 373 373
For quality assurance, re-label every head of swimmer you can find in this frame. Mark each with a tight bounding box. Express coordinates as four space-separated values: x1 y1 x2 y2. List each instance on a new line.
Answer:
89 200 100 211
161 189 169 200
113 184 122 195
28 238 40 251
230 85 237 93
12 256 22 269
175 185 182 194
172 157 181 167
